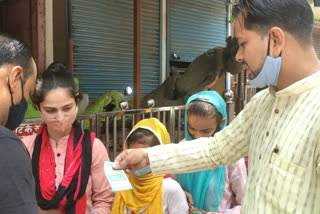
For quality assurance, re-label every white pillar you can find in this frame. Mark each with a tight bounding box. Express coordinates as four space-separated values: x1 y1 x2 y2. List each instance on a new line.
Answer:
161 0 167 83
45 0 54 67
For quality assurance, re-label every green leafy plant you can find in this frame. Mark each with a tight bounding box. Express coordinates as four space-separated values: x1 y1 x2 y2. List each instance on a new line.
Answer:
229 16 235 24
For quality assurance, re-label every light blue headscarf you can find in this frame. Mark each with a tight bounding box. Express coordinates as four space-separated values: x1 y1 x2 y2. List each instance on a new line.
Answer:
177 91 227 212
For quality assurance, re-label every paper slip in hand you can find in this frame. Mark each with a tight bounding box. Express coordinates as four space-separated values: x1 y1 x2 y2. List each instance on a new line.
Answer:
104 161 132 192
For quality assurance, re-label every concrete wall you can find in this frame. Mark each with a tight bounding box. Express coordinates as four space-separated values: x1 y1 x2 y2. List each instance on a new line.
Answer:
45 0 53 67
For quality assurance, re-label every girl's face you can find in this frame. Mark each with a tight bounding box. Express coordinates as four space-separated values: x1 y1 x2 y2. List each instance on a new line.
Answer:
187 114 218 139
39 87 77 133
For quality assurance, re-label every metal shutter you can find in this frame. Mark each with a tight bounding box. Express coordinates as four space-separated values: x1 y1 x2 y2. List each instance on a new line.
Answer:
72 0 161 100
141 0 161 95
169 0 228 62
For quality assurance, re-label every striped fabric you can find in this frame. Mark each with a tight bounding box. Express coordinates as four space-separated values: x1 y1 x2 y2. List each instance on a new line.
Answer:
149 72 320 214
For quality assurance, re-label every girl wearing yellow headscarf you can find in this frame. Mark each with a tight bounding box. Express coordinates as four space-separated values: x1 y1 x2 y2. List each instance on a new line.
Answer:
111 118 188 214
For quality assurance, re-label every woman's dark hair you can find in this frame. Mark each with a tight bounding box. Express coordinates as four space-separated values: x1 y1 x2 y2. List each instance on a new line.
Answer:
32 62 81 108
187 100 222 125
232 0 314 46
126 128 160 148
0 34 34 83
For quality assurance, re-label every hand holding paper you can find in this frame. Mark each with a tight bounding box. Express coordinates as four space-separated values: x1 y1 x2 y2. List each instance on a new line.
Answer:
113 148 150 173
104 161 132 192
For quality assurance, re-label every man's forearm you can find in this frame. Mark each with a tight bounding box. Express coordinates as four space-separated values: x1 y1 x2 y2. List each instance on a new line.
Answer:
148 97 254 176
149 137 218 175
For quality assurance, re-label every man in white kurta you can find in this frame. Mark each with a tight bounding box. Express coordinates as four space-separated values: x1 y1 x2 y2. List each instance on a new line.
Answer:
114 1 320 213
149 73 320 213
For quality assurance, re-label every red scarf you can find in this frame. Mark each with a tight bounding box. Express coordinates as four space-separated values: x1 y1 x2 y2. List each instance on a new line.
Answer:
32 122 93 214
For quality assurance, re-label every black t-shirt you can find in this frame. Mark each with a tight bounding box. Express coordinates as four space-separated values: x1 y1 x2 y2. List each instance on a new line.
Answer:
0 125 38 213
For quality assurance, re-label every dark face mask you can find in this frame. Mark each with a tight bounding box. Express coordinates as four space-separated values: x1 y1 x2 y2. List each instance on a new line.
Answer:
5 78 28 131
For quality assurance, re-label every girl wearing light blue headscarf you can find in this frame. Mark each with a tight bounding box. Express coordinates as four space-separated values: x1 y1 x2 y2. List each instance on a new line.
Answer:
177 91 247 214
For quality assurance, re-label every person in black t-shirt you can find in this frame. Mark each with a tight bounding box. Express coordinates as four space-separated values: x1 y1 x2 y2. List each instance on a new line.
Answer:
0 34 38 213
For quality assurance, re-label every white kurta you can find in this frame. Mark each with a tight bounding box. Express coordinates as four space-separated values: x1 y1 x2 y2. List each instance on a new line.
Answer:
148 72 320 214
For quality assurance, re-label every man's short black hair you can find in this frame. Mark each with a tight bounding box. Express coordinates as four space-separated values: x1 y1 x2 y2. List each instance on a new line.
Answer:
0 34 34 83
233 0 314 46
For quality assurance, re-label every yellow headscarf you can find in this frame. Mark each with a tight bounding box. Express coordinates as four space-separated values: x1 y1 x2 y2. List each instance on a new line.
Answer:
111 118 171 214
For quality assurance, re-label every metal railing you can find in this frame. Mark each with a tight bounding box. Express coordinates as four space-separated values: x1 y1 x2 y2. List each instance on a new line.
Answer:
22 90 235 160
95 105 186 160
24 105 186 160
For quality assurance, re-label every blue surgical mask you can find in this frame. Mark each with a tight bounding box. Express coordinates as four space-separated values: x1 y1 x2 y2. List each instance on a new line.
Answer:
5 78 28 131
134 165 152 176
249 36 282 88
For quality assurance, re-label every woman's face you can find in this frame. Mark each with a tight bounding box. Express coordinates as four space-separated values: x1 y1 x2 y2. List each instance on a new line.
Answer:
40 87 77 133
187 114 218 139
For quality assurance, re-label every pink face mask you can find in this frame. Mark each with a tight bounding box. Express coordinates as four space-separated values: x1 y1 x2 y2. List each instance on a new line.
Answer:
41 107 78 134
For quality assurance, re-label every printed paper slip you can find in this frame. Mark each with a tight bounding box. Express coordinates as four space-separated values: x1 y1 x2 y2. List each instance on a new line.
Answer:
104 161 132 192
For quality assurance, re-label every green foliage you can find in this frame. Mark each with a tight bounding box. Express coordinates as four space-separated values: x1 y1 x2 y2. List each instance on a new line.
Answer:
24 100 41 119
83 91 126 114
82 90 133 130
74 77 80 90
309 2 320 22
229 16 235 24
314 8 320 22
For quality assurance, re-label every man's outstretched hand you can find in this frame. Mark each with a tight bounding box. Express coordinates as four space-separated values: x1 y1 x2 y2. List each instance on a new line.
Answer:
113 148 150 174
